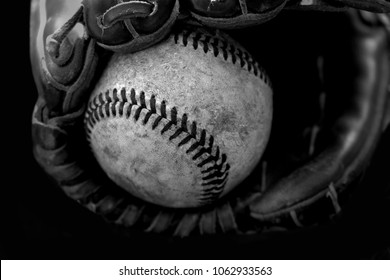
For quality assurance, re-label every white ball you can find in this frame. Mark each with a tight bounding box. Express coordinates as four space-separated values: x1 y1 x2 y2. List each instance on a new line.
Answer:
85 27 273 208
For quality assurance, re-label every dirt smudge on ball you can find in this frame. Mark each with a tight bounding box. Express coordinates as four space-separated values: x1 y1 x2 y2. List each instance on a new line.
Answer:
213 109 238 134
103 146 120 162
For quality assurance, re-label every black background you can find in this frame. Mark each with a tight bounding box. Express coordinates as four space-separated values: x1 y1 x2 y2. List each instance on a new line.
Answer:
2 2 389 260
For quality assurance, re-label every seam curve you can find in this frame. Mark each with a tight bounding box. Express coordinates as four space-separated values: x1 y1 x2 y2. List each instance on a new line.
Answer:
85 87 231 204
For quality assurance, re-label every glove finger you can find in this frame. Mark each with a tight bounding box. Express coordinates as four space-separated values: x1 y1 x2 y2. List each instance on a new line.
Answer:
250 10 390 224
31 0 99 115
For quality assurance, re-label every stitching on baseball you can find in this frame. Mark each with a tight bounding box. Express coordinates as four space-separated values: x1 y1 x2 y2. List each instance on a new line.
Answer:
84 87 231 204
173 28 271 86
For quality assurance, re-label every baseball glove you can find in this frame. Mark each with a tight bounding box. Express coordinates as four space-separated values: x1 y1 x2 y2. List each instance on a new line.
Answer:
30 0 390 240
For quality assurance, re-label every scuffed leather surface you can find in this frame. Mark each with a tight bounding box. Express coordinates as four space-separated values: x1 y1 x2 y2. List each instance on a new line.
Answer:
28 4 390 239
4 1 390 259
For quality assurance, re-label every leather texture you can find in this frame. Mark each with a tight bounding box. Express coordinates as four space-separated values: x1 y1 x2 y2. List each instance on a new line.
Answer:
30 0 390 237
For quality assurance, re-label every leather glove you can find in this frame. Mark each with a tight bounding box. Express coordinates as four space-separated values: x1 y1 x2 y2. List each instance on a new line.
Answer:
30 0 390 238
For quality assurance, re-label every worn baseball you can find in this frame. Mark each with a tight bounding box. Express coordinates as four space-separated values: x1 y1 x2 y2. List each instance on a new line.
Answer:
84 27 273 208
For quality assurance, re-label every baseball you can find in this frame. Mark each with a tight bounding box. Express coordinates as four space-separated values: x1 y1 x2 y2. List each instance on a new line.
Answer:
84 26 273 208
